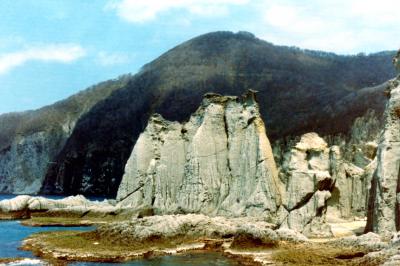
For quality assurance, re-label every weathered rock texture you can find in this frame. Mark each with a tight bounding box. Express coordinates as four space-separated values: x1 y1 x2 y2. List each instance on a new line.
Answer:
0 195 116 214
276 133 333 236
327 145 375 219
273 109 382 222
272 129 379 237
117 91 283 220
116 90 386 235
366 76 400 236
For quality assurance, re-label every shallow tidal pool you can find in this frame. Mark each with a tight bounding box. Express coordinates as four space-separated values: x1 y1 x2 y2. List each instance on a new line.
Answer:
72 253 241 266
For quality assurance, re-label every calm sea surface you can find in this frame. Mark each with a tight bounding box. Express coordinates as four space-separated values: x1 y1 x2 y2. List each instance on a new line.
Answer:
0 194 239 266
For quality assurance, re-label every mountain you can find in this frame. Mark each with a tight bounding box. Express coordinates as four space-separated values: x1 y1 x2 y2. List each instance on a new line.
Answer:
0 31 395 197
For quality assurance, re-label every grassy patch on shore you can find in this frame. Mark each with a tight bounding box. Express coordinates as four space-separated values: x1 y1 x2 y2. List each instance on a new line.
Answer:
21 217 96 227
21 216 123 227
272 243 384 266
20 210 134 227
21 230 207 263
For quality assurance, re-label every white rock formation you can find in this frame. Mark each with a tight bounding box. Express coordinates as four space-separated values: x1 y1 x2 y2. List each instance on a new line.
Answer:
117 91 380 236
275 130 379 236
273 112 380 223
117 91 283 220
366 77 400 237
278 133 334 236
0 195 116 213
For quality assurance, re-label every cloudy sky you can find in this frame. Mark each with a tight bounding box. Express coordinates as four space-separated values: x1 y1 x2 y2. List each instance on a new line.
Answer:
0 0 399 114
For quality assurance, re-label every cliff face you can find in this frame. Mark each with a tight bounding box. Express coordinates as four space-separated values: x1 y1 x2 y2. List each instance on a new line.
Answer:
366 75 400 237
117 92 375 236
0 130 66 194
0 76 130 194
41 32 395 196
117 91 283 220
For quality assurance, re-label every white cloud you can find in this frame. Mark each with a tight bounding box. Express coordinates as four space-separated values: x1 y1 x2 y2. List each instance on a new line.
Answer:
0 44 85 75
96 51 133 66
106 0 248 23
258 0 400 53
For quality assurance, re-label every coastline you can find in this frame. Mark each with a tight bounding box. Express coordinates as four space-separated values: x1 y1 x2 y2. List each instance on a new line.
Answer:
0 195 395 265
16 215 387 266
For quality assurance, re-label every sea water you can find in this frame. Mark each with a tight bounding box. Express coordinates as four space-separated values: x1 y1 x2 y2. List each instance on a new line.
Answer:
0 195 239 265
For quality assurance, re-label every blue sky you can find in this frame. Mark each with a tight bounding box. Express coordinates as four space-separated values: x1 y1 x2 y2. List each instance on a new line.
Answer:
0 0 399 114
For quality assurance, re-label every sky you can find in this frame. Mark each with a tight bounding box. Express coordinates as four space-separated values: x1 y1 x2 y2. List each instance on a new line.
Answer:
0 0 399 114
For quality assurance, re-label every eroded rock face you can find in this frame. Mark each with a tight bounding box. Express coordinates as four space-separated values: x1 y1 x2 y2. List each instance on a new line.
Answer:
366 77 400 237
273 109 381 223
0 77 128 195
276 130 378 236
327 145 374 219
117 92 381 236
278 133 333 237
0 130 69 194
117 91 283 221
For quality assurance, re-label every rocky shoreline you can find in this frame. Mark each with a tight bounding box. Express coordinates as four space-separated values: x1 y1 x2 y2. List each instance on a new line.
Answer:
17 214 390 266
0 194 397 265
0 209 390 265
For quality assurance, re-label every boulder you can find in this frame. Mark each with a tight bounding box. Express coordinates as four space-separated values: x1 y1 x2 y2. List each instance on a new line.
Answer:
231 225 279 248
275 228 308 243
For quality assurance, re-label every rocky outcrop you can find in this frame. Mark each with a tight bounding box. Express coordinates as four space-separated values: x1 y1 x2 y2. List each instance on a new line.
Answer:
272 109 381 222
0 195 116 215
117 91 283 220
274 130 378 236
277 133 334 236
93 214 306 245
117 91 385 236
327 145 375 219
330 232 388 251
366 76 400 237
